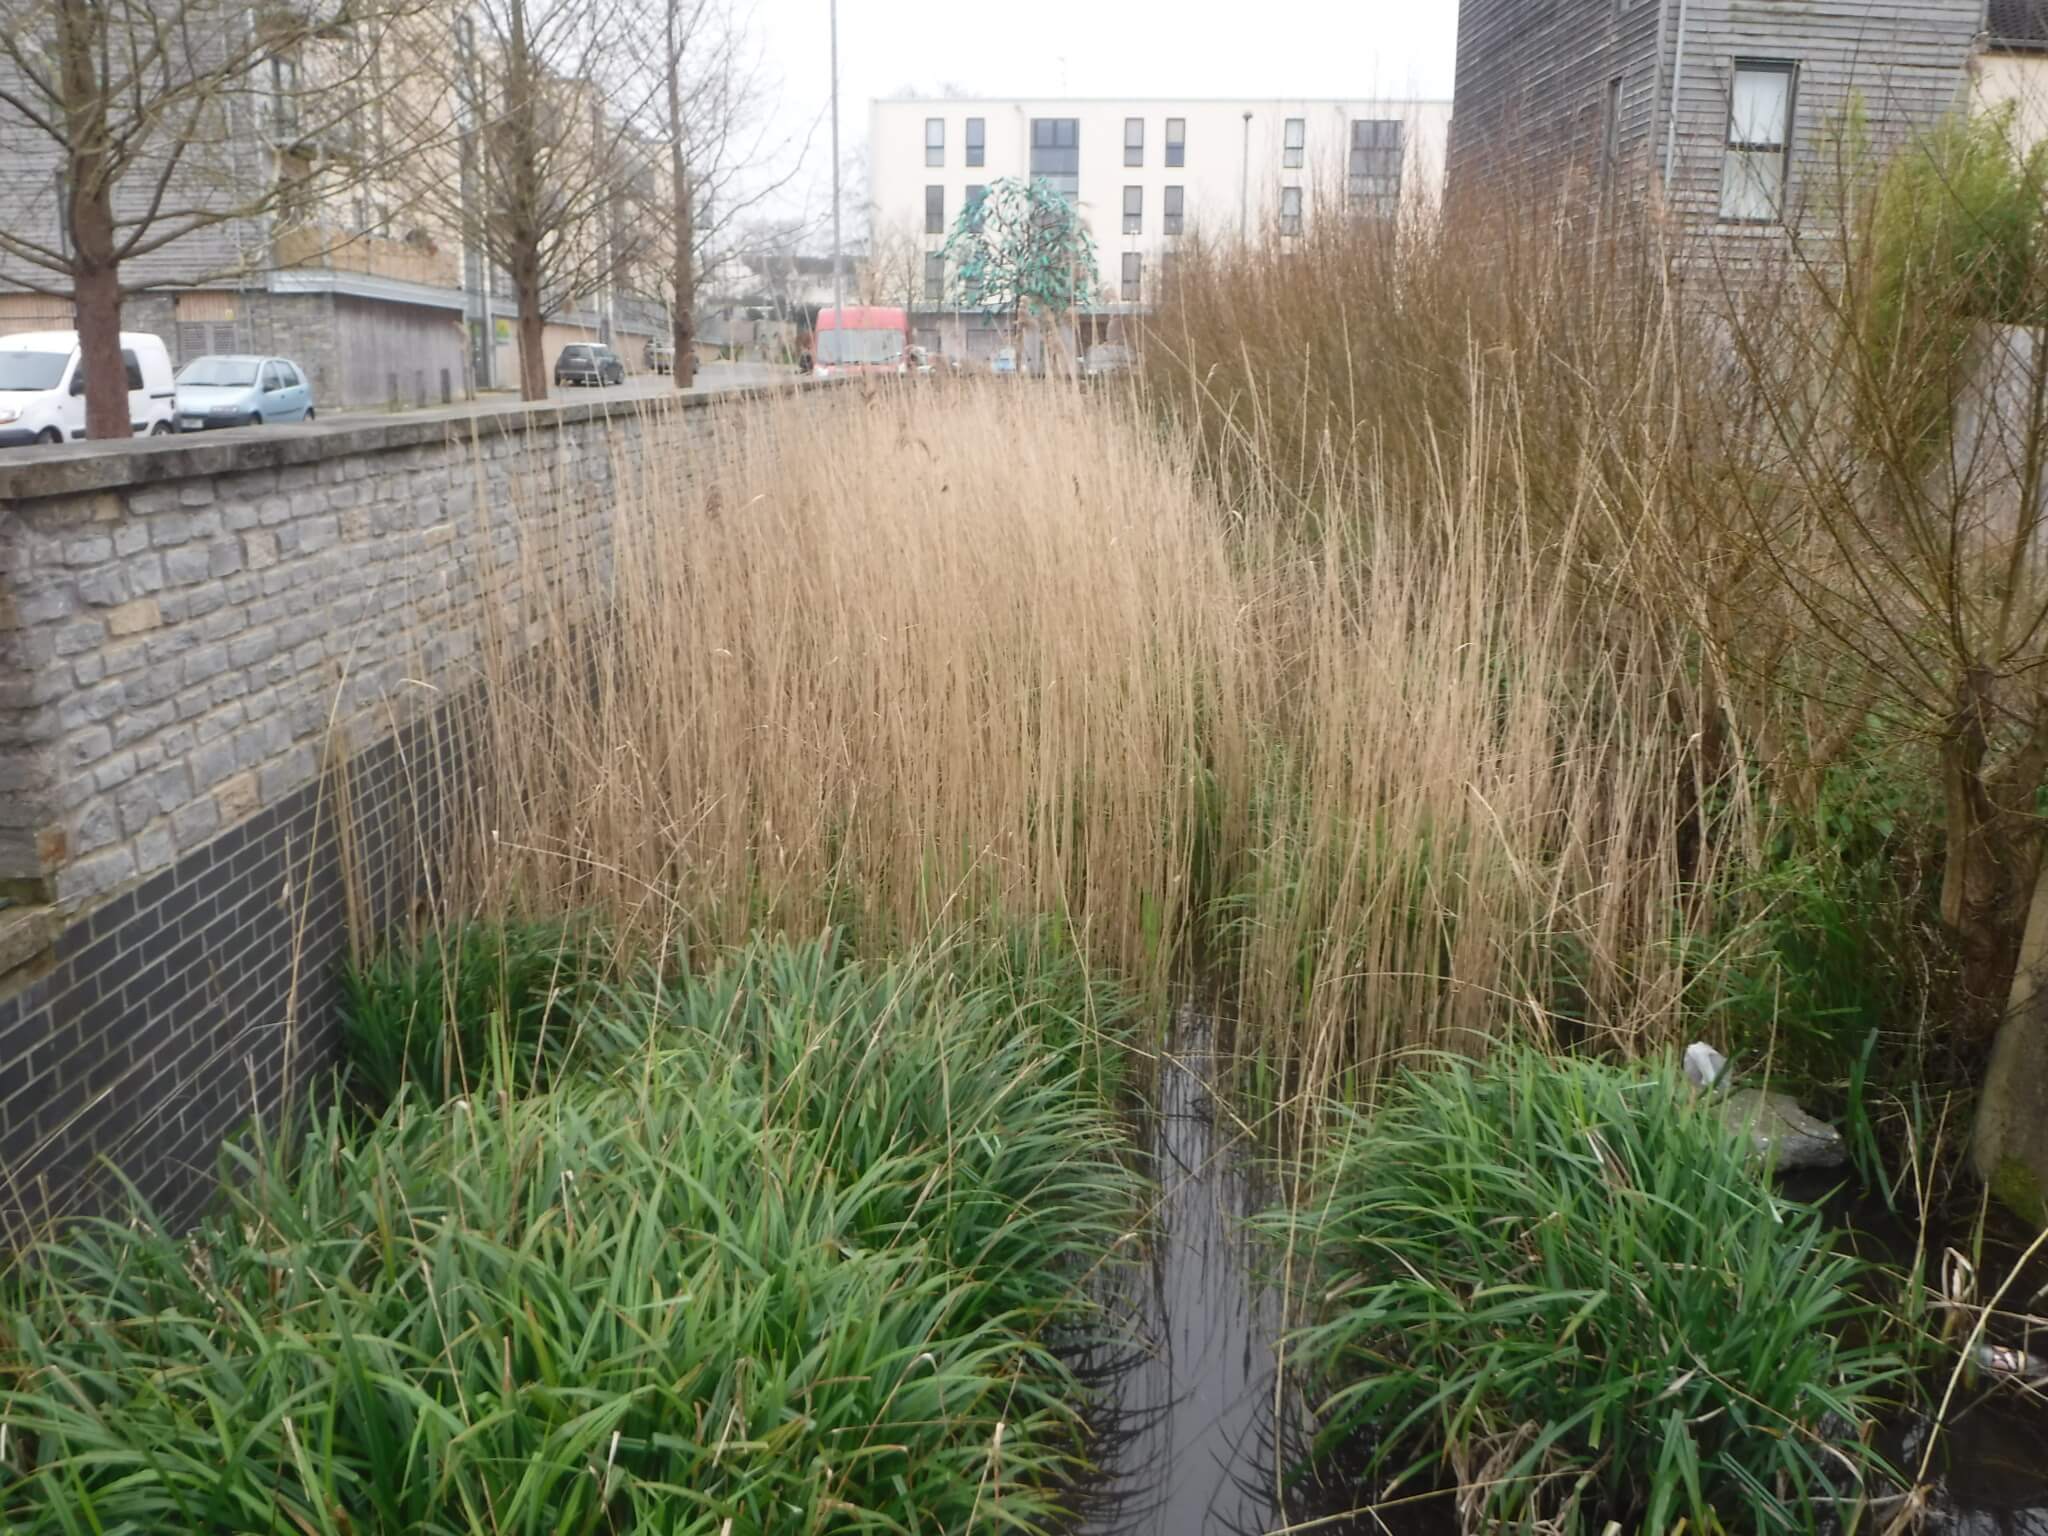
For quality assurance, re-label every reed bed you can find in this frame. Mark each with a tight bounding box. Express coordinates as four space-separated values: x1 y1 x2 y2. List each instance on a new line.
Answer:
431 379 1736 1098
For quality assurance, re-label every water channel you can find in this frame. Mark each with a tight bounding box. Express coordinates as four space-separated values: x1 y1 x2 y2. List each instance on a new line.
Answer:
1071 1021 2048 1535
1069 1020 1447 1535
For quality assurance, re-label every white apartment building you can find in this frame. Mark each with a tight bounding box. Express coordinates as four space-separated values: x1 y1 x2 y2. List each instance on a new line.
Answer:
867 96 1452 357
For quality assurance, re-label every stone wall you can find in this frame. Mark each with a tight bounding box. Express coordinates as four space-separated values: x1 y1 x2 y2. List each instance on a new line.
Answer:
0 388 790 1237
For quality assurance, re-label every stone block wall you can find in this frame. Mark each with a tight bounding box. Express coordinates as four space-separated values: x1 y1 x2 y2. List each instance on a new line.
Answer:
0 388 789 1237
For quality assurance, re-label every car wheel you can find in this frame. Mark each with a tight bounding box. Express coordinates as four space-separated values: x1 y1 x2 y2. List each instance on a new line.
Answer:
150 420 173 436
304 408 315 421
250 414 262 426
37 427 60 445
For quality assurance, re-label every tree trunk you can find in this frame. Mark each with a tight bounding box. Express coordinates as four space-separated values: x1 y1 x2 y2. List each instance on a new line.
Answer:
72 244 127 442
503 0 547 404
1939 680 2045 1035
665 6 697 390
1974 855 2048 1226
512 253 547 402
56 0 128 441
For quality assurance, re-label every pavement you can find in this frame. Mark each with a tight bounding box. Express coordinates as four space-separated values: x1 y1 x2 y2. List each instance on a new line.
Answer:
346 360 800 425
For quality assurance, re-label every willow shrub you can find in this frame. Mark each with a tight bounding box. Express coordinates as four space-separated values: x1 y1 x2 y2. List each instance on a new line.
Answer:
1267 1049 1913 1534
0 933 1140 1534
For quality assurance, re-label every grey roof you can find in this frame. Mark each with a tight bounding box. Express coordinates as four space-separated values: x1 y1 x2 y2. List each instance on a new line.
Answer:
1989 0 2048 48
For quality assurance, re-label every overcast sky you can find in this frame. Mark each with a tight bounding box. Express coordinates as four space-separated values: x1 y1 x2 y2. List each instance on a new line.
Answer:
736 0 1460 234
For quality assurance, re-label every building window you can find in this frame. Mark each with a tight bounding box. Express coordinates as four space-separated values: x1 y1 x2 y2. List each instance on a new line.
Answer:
926 117 945 167
1125 116 1144 167
270 53 301 136
1123 185 1143 235
1121 251 1142 303
965 183 987 228
1283 116 1305 169
1165 117 1186 168
925 184 945 235
924 252 945 302
966 116 985 167
1348 119 1403 217
1030 117 1080 200
1280 185 1303 236
1164 184 1184 236
1720 61 1795 222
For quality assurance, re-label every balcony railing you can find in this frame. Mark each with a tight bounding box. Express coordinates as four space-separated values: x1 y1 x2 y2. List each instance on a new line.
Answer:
273 222 459 290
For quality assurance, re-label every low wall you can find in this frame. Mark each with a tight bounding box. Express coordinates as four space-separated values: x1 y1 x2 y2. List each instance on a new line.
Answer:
0 388 788 1237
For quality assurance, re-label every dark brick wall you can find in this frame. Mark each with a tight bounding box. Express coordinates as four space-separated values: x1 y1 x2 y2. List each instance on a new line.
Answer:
0 700 459 1244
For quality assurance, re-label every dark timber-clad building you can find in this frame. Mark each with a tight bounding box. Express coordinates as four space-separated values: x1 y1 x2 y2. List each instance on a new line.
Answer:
1447 0 1994 238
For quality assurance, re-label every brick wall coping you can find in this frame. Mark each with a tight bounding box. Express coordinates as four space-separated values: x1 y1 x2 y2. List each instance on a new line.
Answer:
0 381 811 503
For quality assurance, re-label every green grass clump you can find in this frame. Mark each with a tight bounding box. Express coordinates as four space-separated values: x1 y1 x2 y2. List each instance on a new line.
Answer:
1268 1048 1911 1534
1 934 1140 1534
340 917 610 1107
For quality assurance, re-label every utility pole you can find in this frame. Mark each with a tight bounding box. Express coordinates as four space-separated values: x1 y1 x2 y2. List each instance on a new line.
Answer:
1239 109 1252 244
830 0 843 345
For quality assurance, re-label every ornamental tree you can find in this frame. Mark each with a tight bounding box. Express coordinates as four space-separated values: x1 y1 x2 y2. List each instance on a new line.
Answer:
941 176 1098 334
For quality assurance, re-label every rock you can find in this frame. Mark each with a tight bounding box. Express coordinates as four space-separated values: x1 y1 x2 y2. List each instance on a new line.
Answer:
1715 1087 1847 1171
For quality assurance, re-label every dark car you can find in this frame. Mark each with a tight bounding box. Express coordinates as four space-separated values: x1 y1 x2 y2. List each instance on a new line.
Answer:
554 343 625 387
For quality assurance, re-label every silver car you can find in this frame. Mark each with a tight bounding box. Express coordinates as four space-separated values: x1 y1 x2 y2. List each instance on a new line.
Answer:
175 355 316 430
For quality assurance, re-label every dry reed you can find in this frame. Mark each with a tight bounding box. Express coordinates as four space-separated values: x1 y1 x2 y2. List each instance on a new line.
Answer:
420 378 1734 1094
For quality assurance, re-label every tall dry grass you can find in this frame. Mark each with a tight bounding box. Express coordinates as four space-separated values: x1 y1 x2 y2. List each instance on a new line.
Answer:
423 378 1735 1094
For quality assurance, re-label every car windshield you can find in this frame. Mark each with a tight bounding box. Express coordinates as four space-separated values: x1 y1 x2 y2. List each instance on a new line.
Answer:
179 358 259 387
817 328 904 365
0 351 69 391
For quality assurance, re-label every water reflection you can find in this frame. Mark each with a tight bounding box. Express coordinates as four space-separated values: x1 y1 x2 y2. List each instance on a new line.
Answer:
1070 1019 1449 1536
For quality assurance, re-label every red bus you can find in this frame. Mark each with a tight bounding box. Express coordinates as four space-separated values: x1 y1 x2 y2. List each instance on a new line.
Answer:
814 305 910 378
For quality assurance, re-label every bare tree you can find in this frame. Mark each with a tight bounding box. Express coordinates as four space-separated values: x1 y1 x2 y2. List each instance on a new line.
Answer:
728 217 827 347
637 0 812 390
1674 106 2048 1210
860 215 926 312
396 0 654 401
0 0 419 437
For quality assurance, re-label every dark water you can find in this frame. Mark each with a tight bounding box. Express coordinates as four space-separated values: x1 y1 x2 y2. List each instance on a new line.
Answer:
1068 1023 1451 1536
1789 1169 2048 1536
1069 1030 2046 1536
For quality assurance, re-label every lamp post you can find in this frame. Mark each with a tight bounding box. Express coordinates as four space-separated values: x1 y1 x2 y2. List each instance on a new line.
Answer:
1239 109 1253 244
830 0 844 345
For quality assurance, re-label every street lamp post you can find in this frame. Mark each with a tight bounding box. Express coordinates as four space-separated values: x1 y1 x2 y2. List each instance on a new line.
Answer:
830 0 844 345
1239 109 1253 244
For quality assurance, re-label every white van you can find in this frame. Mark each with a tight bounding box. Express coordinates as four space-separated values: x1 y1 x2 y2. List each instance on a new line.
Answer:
0 331 178 447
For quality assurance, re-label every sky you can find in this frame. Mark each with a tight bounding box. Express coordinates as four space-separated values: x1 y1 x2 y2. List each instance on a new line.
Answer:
733 0 1461 234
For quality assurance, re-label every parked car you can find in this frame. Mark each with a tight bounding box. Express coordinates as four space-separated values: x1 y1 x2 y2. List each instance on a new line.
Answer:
906 344 935 377
1083 343 1135 379
555 343 625 387
644 338 675 375
0 330 176 446
174 355 315 429
991 347 1019 376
